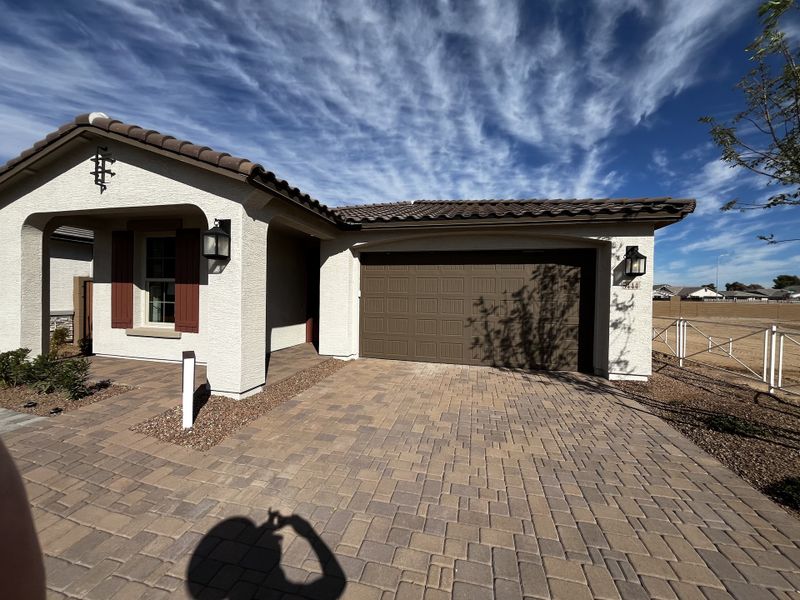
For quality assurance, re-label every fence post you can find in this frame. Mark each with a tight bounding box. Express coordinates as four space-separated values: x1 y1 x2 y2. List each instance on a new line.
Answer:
677 319 687 367
763 328 770 383
769 325 777 394
777 332 784 390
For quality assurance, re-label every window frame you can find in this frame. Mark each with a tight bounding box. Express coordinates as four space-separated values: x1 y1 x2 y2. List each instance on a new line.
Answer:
143 234 177 328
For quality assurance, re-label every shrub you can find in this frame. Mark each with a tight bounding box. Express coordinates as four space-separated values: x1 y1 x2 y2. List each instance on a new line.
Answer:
49 327 70 357
0 347 90 400
0 348 31 387
54 358 90 400
78 337 93 356
26 354 58 394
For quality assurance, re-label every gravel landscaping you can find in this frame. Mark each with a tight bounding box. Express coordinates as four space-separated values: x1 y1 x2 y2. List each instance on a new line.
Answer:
131 358 349 450
0 380 130 416
615 352 800 517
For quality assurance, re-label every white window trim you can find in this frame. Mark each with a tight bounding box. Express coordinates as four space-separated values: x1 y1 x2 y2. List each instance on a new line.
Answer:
142 233 176 329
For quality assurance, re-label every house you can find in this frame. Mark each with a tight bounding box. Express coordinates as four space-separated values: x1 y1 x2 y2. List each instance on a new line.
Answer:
652 284 681 300
752 287 791 300
48 226 93 341
720 290 768 301
0 112 694 398
678 286 723 300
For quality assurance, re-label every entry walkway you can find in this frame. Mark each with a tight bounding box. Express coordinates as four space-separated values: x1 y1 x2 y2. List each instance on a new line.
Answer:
3 359 799 599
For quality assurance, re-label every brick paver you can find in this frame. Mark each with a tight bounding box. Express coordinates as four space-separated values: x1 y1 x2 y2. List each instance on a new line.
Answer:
3 354 800 599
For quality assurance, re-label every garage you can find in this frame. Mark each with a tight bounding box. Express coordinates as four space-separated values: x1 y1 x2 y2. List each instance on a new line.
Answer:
359 250 596 372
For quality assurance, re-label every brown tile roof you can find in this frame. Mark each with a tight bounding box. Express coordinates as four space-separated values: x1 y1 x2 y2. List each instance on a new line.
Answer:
0 112 695 230
332 197 696 225
0 112 341 224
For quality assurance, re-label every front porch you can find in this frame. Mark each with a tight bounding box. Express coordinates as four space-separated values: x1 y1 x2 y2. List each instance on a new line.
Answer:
89 342 325 396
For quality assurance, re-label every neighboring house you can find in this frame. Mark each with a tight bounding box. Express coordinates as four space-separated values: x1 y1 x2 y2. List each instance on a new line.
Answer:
752 287 791 300
49 226 93 341
720 290 768 301
652 284 681 300
0 112 694 397
678 286 723 300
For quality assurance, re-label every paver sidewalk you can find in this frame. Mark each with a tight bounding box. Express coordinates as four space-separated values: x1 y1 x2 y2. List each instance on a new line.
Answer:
0 407 46 434
3 357 800 599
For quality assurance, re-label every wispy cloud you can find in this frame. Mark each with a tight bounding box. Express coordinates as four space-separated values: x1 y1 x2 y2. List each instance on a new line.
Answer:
0 0 749 205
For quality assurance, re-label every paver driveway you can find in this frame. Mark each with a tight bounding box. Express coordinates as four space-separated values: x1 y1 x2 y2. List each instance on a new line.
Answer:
3 358 800 599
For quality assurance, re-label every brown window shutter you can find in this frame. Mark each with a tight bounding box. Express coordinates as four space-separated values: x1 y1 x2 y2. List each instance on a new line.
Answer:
175 229 200 333
111 231 134 329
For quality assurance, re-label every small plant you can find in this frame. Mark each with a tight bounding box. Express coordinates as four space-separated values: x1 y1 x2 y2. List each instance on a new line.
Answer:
78 337 93 356
26 354 58 394
54 357 90 400
0 348 31 387
49 327 70 357
704 414 766 437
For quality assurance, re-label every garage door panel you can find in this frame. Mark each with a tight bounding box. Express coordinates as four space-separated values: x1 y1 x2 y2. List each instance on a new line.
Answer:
415 298 438 314
363 316 385 334
441 278 465 293
439 298 465 315
362 297 385 314
414 340 437 359
385 297 409 313
387 317 410 334
416 278 438 293
360 250 594 372
387 277 410 293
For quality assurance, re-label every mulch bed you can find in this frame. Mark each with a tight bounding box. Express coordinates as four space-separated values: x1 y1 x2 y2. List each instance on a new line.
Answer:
0 380 130 417
131 358 349 451
614 352 800 518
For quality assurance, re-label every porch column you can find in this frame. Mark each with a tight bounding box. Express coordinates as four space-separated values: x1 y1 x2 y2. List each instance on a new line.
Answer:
19 221 51 355
206 211 268 398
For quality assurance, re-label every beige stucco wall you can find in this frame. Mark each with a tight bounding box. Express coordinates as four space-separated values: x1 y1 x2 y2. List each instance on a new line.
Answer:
319 224 656 380
49 239 92 312
0 137 272 398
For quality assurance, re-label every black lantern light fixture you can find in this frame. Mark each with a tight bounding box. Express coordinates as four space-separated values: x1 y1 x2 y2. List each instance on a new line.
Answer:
624 245 647 277
202 219 231 260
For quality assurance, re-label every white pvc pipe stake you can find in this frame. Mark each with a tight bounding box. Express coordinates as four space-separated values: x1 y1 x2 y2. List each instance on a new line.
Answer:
182 350 196 430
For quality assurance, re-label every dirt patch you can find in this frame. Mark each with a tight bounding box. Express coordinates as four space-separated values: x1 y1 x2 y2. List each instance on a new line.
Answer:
131 358 349 451
614 353 800 518
0 380 131 416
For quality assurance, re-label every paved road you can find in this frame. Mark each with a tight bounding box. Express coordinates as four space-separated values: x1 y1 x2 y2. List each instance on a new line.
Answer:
3 357 800 599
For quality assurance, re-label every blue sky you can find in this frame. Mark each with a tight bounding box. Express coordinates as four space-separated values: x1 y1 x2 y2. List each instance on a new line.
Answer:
1 0 799 286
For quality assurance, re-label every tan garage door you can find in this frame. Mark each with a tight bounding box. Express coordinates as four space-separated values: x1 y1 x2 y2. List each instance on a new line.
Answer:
360 250 595 371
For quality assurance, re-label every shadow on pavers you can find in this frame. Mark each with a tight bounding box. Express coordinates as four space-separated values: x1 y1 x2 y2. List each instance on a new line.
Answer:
187 510 345 599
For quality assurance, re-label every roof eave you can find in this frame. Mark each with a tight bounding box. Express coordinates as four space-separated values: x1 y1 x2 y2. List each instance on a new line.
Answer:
346 211 693 230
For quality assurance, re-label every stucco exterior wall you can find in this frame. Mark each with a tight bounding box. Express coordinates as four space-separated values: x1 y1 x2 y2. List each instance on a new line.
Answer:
49 239 92 312
320 224 656 380
0 138 270 397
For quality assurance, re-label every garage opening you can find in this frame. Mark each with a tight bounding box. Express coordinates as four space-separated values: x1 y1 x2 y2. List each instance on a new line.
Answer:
359 250 595 372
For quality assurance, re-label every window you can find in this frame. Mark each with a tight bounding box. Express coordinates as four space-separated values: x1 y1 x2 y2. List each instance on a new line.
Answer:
145 237 176 324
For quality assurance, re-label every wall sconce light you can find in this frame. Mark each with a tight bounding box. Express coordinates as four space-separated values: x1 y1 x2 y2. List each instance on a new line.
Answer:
202 219 231 260
624 245 647 277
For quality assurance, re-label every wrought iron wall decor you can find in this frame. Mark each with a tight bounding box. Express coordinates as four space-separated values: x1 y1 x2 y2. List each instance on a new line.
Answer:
90 146 116 193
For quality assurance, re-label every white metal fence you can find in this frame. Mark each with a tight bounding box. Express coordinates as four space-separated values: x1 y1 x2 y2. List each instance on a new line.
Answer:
652 317 800 397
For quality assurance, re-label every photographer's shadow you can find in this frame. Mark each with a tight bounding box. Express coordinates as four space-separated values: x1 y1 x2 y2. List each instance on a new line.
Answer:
187 510 346 599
